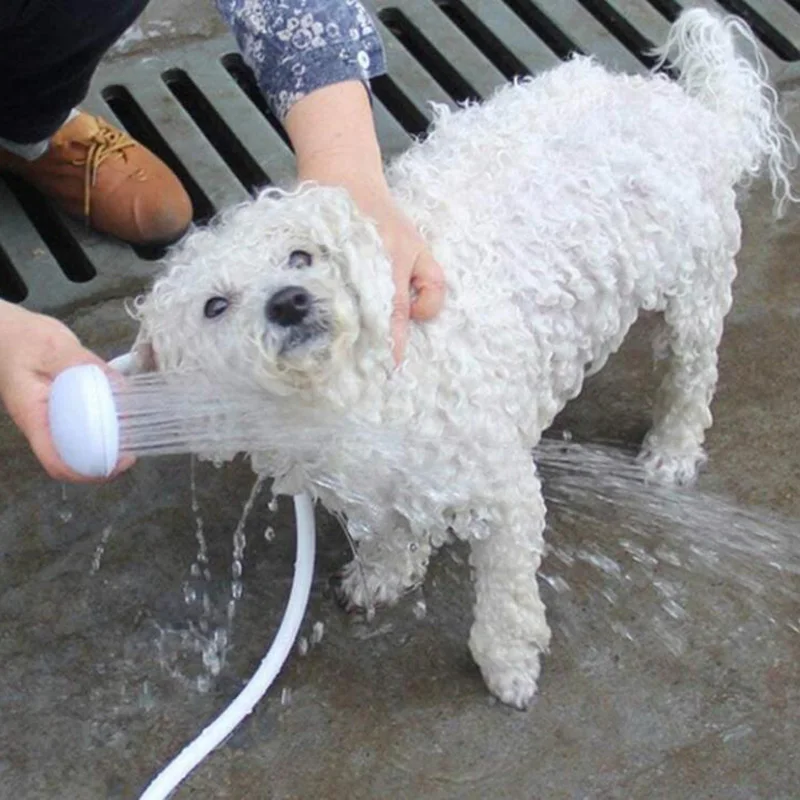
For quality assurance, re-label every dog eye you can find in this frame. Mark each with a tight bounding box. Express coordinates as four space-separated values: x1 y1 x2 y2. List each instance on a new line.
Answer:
204 296 230 319
288 250 313 269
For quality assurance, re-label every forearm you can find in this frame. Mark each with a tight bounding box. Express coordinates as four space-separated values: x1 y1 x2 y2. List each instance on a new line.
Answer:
285 80 389 203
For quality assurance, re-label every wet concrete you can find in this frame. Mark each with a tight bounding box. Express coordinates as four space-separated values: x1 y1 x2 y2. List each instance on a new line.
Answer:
1 4 800 799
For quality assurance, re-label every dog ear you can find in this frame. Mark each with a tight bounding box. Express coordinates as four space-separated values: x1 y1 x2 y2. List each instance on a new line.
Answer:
310 186 396 351
117 297 159 374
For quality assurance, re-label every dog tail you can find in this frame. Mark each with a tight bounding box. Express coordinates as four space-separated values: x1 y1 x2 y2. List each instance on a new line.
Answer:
652 8 799 216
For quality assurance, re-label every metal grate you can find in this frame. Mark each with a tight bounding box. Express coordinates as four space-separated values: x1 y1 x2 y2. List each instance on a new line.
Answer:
2 0 800 315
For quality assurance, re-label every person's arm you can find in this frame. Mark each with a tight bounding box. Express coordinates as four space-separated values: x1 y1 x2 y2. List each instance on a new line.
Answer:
286 81 445 362
216 0 445 361
0 299 130 481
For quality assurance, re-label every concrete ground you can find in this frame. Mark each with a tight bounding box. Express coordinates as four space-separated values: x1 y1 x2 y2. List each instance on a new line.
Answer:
1 2 799 798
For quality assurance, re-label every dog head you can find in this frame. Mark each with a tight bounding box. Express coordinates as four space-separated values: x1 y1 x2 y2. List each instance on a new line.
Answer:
131 185 396 401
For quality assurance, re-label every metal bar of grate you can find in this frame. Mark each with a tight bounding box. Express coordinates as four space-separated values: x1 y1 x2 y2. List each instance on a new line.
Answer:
713 0 800 61
0 244 27 305
531 0 649 73
0 182 93 311
163 68 270 195
438 0 562 76
598 0 672 52
372 97 417 157
379 0 506 100
377 16 456 118
378 6 482 105
570 0 662 67
738 0 800 35
193 58 296 187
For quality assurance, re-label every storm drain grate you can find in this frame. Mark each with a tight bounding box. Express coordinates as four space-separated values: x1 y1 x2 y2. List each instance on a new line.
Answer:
2 0 800 314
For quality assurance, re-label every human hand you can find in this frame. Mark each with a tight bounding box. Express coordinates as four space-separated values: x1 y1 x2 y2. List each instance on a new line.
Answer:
285 81 446 363
0 300 133 481
340 185 445 363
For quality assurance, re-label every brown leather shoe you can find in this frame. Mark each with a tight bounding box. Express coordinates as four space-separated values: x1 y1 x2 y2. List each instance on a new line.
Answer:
0 112 193 246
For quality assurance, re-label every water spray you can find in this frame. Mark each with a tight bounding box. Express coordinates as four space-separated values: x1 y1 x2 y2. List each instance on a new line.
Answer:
48 360 317 800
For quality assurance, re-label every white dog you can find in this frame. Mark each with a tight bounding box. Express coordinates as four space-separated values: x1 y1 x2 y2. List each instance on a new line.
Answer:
130 10 798 708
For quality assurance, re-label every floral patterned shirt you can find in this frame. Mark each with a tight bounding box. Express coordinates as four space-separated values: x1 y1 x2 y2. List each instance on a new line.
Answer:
215 0 387 120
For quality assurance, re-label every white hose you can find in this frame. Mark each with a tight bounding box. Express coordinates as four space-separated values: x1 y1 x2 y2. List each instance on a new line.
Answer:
139 492 316 800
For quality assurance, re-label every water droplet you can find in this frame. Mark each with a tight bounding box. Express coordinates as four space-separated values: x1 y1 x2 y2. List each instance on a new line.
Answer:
601 588 617 605
311 621 325 645
653 546 682 568
268 497 279 513
231 561 243 580
58 509 73 524
89 526 113 574
540 573 570 593
652 618 686 656
722 723 753 743
297 637 309 656
190 563 201 578
550 547 575 567
140 680 156 712
264 526 275 543
232 581 243 600
610 621 633 641
413 600 427 620
576 549 621 577
662 599 687 620
202 648 220 675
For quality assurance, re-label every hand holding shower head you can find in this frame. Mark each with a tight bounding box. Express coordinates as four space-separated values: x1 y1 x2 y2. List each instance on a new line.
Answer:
48 361 267 478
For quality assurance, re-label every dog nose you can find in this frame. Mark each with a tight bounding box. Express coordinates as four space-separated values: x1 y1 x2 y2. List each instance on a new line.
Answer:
266 286 312 327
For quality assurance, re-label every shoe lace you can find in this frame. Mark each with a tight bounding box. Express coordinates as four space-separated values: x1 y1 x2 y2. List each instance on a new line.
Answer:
71 119 144 219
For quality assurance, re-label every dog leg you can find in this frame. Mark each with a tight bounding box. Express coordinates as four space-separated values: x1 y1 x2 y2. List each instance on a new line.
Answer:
335 517 432 612
468 456 551 709
640 260 735 485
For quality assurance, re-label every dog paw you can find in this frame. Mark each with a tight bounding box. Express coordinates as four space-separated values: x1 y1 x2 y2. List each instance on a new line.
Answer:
638 446 706 487
469 625 545 710
331 558 411 612
475 643 543 710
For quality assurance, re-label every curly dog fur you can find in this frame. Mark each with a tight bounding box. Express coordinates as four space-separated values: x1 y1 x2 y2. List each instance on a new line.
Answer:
130 10 798 707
